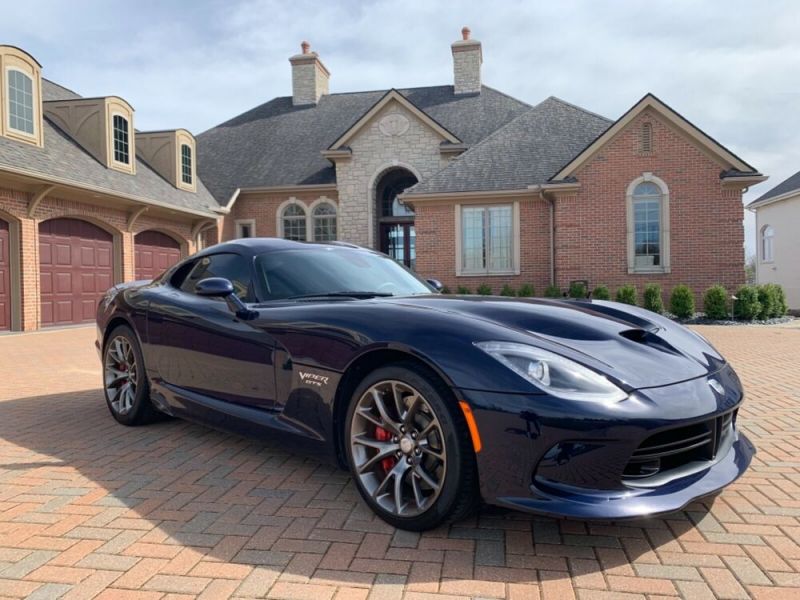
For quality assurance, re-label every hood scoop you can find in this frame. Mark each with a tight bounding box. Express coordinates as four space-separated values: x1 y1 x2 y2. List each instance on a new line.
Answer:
619 327 682 357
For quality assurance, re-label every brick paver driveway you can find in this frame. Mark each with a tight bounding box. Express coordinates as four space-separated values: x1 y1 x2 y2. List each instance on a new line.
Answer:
1 323 799 600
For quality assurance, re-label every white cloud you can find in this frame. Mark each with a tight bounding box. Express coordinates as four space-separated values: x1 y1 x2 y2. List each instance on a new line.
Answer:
2 0 797 253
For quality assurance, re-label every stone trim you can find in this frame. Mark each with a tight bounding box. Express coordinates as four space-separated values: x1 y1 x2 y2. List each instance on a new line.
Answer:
625 172 671 275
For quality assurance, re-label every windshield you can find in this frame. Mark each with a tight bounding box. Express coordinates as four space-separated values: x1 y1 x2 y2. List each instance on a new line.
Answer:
255 247 433 301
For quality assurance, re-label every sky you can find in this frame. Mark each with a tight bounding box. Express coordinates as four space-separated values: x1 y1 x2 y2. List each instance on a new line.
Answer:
3 0 798 255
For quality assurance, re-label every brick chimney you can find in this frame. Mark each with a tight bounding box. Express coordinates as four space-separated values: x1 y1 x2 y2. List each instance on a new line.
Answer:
289 41 330 106
451 27 482 95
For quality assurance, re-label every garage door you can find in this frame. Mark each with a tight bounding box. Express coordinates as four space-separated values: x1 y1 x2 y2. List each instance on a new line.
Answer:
39 218 114 326
134 230 181 281
0 219 10 331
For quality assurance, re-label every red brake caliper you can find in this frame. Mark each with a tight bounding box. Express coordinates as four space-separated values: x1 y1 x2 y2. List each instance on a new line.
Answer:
374 426 396 473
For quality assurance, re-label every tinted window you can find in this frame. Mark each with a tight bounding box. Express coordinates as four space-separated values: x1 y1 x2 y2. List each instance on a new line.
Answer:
255 247 431 301
180 253 253 300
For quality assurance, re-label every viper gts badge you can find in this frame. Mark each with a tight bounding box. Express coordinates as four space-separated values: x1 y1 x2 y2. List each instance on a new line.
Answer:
299 371 329 387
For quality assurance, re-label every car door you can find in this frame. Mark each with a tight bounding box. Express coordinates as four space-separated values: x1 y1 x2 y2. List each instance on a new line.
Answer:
147 252 277 409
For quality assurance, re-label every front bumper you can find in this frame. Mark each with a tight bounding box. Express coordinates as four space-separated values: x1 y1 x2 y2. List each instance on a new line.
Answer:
459 363 755 519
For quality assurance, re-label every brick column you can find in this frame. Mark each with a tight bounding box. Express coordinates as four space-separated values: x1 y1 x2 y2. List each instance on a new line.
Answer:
121 231 135 282
18 217 39 331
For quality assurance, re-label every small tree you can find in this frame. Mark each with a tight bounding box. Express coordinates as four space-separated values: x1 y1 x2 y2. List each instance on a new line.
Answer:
642 283 664 314
456 286 471 295
592 285 611 300
500 284 517 297
756 284 775 320
616 285 637 306
476 283 492 296
568 281 588 299
518 283 535 297
670 284 695 319
703 285 729 320
733 285 761 320
544 285 562 298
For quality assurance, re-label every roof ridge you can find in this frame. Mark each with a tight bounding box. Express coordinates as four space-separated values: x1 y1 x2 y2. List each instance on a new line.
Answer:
544 95 612 123
480 84 532 109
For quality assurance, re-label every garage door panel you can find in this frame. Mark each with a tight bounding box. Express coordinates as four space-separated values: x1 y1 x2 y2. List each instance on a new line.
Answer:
135 231 181 281
39 218 113 327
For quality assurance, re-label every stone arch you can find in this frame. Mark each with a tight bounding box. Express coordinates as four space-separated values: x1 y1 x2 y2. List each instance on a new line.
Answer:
368 161 423 249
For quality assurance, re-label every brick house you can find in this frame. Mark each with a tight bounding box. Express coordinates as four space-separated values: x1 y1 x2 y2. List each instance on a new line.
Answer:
199 29 765 302
0 30 766 332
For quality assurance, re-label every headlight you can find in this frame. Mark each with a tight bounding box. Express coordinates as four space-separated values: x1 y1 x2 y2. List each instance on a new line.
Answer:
475 341 627 403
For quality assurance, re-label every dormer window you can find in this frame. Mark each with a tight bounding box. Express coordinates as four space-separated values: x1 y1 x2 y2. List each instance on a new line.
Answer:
112 114 130 164
181 144 192 185
7 69 34 135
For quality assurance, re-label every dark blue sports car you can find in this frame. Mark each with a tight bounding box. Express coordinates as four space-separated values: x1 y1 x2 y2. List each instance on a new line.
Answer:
96 238 754 530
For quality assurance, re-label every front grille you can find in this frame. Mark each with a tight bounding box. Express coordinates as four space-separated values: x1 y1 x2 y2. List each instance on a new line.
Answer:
623 410 735 481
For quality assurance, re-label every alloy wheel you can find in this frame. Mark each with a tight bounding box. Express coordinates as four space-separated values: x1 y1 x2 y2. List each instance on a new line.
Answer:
350 380 447 517
104 335 138 415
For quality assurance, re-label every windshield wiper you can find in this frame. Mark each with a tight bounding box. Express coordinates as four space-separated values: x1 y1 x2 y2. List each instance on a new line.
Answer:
288 291 395 300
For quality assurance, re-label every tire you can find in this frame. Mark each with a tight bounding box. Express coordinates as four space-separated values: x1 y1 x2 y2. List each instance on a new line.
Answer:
102 325 158 426
344 362 478 531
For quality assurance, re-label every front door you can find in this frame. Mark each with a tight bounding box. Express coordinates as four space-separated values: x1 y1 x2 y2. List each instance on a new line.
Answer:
380 223 415 270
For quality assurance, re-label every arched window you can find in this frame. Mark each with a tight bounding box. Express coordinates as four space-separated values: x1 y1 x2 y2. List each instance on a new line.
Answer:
761 225 774 262
627 175 670 273
112 114 130 164
7 69 34 135
312 203 337 242
282 204 307 241
180 144 192 185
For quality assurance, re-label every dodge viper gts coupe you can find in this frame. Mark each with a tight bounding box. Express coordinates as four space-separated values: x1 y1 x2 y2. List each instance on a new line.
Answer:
96 238 754 530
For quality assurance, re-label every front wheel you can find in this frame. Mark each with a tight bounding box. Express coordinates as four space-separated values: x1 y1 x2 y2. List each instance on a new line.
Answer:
344 364 478 530
103 325 158 426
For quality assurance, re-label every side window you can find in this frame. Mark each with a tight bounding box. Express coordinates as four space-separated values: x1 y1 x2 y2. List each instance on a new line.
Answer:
179 253 253 300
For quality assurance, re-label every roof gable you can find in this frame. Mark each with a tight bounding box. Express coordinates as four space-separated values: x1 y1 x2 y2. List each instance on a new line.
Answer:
749 168 800 208
327 89 461 149
552 93 757 180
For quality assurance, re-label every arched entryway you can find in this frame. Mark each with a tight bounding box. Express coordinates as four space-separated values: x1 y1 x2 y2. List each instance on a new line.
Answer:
375 168 418 269
134 230 182 281
39 218 114 326
0 218 10 330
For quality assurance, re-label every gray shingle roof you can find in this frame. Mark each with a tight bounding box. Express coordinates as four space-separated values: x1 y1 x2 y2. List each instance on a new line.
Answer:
196 85 530 205
406 97 612 195
751 168 800 206
0 79 219 216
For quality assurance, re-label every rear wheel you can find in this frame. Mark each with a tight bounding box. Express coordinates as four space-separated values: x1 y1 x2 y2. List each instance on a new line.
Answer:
103 325 158 426
344 363 478 530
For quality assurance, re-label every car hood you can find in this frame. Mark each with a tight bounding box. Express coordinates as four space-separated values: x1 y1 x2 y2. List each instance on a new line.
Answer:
382 295 726 390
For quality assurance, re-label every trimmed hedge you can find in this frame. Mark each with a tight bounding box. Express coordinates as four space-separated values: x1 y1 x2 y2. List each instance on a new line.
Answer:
703 285 729 320
733 285 761 320
518 283 535 297
670 284 695 318
544 285 562 298
440 285 452 294
568 281 588 299
643 283 664 314
770 283 789 317
616 285 637 306
592 285 611 300
500 284 517 297
476 283 492 296
756 284 775 320
456 285 471 295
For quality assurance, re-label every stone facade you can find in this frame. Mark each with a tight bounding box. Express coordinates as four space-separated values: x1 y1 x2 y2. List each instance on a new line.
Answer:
289 49 330 106
451 39 482 95
331 100 451 248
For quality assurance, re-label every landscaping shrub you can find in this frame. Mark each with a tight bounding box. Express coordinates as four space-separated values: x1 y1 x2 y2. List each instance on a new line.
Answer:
616 285 637 306
733 285 761 320
642 283 664 314
544 285 562 298
669 284 695 318
440 285 451 294
568 281 588 299
476 283 492 296
592 285 610 300
703 285 729 320
518 283 535 297
456 285 471 295
500 284 517 297
769 283 789 317
756 284 775 320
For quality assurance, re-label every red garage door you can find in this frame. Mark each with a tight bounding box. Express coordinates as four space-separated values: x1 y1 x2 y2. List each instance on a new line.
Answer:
0 219 10 331
134 230 181 281
39 218 114 327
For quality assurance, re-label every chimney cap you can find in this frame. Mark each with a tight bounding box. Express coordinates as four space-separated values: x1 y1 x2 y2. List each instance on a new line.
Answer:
301 40 311 54
461 26 471 40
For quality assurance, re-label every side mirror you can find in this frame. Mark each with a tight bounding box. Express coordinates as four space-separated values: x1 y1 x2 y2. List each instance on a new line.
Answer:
426 278 444 292
195 277 257 320
195 277 234 297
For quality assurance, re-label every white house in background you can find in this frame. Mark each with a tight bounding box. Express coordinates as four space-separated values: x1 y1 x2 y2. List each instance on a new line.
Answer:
748 169 800 311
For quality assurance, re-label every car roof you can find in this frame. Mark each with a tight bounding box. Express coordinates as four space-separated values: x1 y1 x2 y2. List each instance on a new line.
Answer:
194 237 376 259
